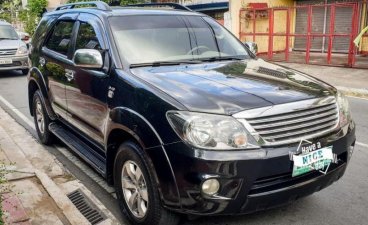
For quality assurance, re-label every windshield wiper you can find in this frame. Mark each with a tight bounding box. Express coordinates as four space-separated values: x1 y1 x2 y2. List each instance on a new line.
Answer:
200 56 246 62
130 60 202 68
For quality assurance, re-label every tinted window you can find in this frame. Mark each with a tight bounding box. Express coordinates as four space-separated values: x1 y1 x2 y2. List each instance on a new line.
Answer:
32 16 55 49
46 21 75 55
109 15 249 65
75 23 101 50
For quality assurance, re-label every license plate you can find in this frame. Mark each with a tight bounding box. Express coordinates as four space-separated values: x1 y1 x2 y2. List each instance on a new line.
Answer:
0 59 12 65
292 146 334 177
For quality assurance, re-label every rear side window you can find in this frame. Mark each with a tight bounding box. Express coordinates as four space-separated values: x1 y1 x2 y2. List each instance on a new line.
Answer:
45 21 75 55
32 16 54 49
75 23 101 50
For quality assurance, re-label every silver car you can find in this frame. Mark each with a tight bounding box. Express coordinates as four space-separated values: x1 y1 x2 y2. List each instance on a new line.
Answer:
0 21 29 75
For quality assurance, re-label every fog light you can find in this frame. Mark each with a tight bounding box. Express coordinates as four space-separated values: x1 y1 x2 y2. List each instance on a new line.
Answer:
201 179 220 195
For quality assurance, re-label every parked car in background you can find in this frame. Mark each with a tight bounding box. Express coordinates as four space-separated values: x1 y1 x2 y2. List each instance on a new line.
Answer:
28 2 356 225
0 20 29 75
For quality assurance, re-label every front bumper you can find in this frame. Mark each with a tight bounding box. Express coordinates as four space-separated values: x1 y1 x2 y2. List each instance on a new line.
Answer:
164 121 356 215
0 55 29 71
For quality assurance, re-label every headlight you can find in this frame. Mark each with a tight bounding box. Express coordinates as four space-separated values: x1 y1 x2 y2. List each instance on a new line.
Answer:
336 91 351 127
167 111 259 150
17 46 28 55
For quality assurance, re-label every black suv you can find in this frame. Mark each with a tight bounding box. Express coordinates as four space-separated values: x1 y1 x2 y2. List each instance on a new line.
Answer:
28 2 356 225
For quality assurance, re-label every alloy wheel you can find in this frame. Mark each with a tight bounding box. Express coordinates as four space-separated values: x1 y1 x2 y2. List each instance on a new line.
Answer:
35 99 45 134
121 160 149 218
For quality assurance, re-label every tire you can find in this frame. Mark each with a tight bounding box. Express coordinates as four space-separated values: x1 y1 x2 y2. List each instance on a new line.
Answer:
21 69 29 75
32 90 54 145
114 141 180 225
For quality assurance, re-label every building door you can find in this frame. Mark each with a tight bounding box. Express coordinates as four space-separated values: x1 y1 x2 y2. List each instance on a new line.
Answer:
294 0 356 53
326 0 354 53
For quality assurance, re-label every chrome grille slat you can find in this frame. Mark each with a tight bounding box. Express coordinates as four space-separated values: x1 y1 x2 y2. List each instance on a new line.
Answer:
0 49 17 56
247 103 336 124
252 110 337 129
261 120 337 140
257 115 338 135
235 97 339 145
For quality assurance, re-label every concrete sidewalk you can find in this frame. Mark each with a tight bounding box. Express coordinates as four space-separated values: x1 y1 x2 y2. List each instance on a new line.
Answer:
0 106 119 224
276 62 368 98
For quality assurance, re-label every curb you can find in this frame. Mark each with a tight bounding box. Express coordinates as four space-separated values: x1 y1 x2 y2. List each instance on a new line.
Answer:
337 86 368 99
34 170 90 225
0 105 95 225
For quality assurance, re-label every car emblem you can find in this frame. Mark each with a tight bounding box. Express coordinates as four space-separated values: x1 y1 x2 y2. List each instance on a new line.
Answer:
108 86 115 98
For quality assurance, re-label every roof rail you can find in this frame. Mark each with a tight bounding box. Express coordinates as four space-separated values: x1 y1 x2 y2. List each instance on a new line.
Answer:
55 1 111 11
126 3 192 11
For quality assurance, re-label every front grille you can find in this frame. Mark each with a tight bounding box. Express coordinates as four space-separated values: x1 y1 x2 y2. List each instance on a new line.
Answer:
0 49 17 56
246 101 339 144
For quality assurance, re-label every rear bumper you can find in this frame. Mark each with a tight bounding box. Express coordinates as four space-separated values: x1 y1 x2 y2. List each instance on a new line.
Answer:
0 55 29 71
163 121 356 215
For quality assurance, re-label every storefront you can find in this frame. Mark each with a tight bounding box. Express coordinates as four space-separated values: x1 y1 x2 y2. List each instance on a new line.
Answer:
230 0 368 67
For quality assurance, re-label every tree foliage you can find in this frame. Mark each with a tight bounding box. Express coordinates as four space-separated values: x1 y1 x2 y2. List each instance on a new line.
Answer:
66 0 148 6
27 0 47 15
18 10 39 35
0 0 47 35
67 0 109 3
120 0 147 5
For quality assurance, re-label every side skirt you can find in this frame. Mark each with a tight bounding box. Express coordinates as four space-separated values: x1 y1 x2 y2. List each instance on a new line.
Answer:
49 122 107 176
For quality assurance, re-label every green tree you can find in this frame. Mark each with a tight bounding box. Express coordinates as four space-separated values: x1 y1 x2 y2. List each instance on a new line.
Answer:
120 0 147 5
67 0 109 3
27 0 47 15
18 10 39 35
0 0 21 23
66 0 147 6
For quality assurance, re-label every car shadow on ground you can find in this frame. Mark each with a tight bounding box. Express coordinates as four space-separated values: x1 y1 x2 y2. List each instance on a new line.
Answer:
0 70 25 78
182 196 315 225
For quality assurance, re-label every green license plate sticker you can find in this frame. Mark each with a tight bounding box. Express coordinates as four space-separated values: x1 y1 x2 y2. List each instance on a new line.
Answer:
292 146 333 177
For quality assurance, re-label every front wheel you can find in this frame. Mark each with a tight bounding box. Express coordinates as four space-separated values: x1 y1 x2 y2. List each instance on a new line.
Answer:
114 141 180 225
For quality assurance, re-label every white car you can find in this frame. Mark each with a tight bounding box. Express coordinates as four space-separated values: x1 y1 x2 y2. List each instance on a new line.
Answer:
0 21 29 75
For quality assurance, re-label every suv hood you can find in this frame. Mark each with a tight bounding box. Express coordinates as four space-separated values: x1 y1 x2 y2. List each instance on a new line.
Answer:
130 59 336 115
0 39 23 50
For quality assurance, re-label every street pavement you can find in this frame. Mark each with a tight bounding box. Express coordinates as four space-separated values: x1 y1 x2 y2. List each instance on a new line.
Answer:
0 70 367 225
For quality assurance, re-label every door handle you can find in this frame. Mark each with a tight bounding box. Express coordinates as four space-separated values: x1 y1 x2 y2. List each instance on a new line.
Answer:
65 69 74 82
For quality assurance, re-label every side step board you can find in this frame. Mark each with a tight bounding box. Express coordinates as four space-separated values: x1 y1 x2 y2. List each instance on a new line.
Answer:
49 122 106 175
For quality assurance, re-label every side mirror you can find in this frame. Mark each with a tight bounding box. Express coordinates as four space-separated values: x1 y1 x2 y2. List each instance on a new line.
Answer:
21 36 29 41
73 49 103 69
244 42 258 55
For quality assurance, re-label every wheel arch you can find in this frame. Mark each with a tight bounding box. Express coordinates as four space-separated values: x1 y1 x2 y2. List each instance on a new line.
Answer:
28 67 56 119
105 107 181 209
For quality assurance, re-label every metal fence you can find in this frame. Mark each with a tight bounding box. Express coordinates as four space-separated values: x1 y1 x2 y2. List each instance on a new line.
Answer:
239 1 368 68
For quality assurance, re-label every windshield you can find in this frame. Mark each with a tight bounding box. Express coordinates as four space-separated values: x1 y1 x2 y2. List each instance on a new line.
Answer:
0 25 19 40
109 15 250 65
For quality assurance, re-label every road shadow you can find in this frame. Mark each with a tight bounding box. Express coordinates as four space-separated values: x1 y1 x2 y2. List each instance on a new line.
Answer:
182 196 316 225
0 70 25 78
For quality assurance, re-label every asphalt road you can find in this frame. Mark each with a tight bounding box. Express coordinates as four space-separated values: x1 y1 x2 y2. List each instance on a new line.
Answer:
0 70 367 225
